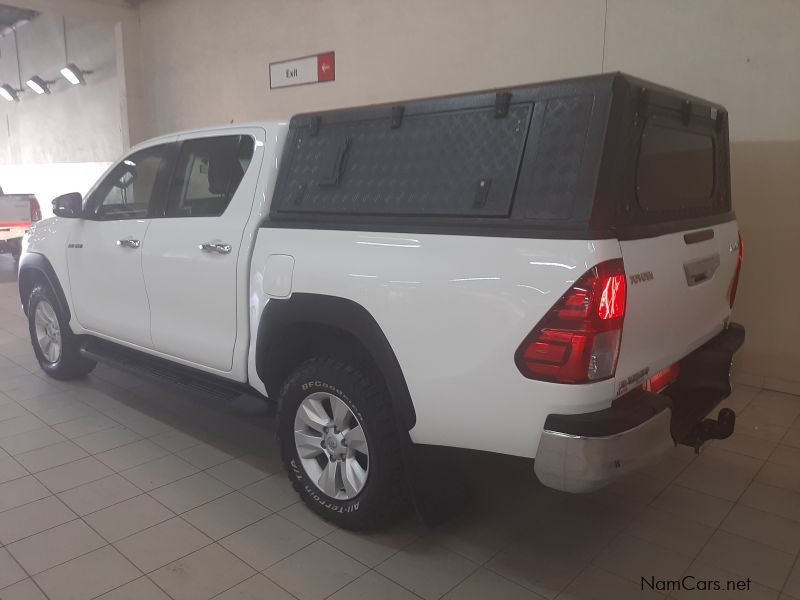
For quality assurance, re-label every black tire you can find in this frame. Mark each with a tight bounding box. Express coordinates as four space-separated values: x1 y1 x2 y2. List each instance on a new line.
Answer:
278 356 410 530
9 238 22 261
27 284 96 380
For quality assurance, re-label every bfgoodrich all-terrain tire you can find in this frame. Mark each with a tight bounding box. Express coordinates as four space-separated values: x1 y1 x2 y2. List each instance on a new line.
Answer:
278 356 410 530
27 284 96 380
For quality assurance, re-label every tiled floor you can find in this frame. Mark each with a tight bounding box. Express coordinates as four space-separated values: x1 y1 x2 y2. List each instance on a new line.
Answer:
1 255 800 600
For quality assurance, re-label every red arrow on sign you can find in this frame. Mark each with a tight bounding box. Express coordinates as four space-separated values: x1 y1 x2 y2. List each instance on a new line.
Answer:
317 52 335 82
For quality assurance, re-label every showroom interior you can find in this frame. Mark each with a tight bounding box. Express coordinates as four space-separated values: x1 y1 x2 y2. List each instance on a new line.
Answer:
0 0 799 599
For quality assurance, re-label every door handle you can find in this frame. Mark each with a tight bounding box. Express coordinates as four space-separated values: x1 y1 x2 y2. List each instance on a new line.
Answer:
116 239 141 249
684 254 720 286
199 241 232 255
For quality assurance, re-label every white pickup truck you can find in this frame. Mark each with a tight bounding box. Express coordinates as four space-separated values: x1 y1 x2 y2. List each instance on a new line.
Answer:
0 193 41 260
19 73 745 530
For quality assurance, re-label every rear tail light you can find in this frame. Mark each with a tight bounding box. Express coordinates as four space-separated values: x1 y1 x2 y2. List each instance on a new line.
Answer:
728 233 743 308
29 196 41 222
515 259 627 384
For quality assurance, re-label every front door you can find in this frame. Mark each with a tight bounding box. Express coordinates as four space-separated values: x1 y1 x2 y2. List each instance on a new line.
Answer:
67 141 175 348
141 130 262 371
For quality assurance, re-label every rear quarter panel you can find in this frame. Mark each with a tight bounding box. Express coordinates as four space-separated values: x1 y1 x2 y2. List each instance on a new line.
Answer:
250 229 620 458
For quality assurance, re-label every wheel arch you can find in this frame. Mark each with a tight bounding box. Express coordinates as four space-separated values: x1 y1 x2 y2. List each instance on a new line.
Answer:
18 252 71 320
255 293 416 431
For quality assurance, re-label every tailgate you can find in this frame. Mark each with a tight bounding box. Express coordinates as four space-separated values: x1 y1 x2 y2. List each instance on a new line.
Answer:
0 195 32 225
616 219 740 396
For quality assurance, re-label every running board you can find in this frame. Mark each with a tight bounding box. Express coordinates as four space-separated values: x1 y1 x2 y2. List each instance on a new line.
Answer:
79 337 256 402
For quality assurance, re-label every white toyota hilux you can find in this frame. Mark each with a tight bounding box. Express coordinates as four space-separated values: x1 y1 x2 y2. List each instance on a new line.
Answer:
19 73 745 530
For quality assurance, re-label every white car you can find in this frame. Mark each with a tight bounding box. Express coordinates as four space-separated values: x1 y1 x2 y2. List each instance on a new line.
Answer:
19 73 745 530
0 193 40 260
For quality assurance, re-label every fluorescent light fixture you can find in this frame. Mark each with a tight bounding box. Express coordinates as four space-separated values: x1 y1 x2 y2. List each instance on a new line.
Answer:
60 63 88 85
25 76 52 95
0 84 20 102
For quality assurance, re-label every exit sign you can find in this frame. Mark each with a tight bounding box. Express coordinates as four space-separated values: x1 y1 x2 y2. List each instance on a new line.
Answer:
269 52 335 89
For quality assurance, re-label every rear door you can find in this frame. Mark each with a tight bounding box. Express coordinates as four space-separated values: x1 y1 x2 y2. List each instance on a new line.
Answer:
614 114 741 395
141 128 263 372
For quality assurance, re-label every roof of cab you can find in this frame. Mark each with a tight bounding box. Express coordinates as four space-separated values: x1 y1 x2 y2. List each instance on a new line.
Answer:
131 119 287 151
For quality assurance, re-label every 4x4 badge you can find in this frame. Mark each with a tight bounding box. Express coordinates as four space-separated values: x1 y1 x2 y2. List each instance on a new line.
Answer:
67 243 83 249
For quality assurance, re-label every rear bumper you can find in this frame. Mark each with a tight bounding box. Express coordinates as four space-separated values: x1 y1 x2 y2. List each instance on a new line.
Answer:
534 322 745 493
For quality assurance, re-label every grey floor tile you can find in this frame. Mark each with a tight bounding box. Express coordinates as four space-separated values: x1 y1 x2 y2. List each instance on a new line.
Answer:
214 574 296 600
0 578 49 600
149 471 232 514
95 439 170 472
36 456 114 493
0 496 76 544
0 548 28 589
94 576 172 600
84 494 174 542
120 454 198 491
6 519 105 574
57 473 141 516
114 517 211 573
182 491 270 540
220 514 315 571
176 442 236 470
150 543 255 600
14 440 88 473
698 530 795 590
206 456 273 489
376 539 477 600
72 425 142 455
0 475 51 512
33 546 140 600
265 540 368 600
0 426 67 456
593 534 692 586
240 473 298 511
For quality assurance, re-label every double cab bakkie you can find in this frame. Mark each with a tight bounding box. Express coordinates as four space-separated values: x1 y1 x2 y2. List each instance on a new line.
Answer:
19 73 744 529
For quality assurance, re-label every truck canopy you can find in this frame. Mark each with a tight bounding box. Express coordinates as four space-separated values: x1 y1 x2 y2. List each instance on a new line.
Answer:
268 72 732 241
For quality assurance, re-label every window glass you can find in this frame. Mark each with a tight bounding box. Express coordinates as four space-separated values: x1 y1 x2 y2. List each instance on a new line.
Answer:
93 145 167 220
167 135 255 217
637 122 715 212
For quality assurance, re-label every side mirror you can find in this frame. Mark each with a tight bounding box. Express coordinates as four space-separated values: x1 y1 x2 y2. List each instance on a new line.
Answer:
52 192 83 218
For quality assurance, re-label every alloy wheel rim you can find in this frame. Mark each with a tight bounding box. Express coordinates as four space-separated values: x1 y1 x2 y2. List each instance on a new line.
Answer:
293 391 370 500
34 300 61 364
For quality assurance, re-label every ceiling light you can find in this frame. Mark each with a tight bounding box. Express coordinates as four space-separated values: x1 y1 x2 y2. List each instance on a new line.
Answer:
60 63 89 85
25 76 54 95
0 84 21 102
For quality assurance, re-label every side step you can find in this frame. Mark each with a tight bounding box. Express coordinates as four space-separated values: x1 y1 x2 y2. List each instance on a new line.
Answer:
80 337 256 402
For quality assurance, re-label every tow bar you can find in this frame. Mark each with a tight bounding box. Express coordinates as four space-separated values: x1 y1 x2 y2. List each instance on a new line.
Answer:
682 407 736 452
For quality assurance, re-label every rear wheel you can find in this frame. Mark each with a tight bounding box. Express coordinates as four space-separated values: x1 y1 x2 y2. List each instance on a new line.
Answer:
27 284 96 380
278 356 409 530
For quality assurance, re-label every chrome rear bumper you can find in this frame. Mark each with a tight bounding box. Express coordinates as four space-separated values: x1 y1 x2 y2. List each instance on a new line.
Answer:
533 407 674 493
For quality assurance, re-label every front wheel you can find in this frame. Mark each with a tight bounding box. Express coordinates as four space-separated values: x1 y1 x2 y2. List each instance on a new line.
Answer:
27 284 96 380
278 356 409 530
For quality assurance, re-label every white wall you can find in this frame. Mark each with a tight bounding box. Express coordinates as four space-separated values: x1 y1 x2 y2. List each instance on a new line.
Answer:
0 11 121 208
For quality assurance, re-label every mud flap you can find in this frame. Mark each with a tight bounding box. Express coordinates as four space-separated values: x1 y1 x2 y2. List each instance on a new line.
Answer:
401 442 471 527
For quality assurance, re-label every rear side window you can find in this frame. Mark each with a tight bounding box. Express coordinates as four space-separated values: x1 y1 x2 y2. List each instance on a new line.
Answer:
637 122 715 212
166 135 254 217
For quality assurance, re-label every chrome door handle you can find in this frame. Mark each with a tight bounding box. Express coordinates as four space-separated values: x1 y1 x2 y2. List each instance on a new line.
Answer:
199 241 232 255
116 239 140 249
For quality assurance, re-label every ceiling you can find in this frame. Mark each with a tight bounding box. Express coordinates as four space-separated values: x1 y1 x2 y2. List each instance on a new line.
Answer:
0 3 38 31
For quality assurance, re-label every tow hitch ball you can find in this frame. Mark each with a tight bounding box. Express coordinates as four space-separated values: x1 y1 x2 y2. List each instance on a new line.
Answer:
685 408 736 453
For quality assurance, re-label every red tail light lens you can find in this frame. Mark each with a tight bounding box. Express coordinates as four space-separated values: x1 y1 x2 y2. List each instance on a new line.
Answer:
729 233 743 308
29 196 42 222
515 259 627 384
